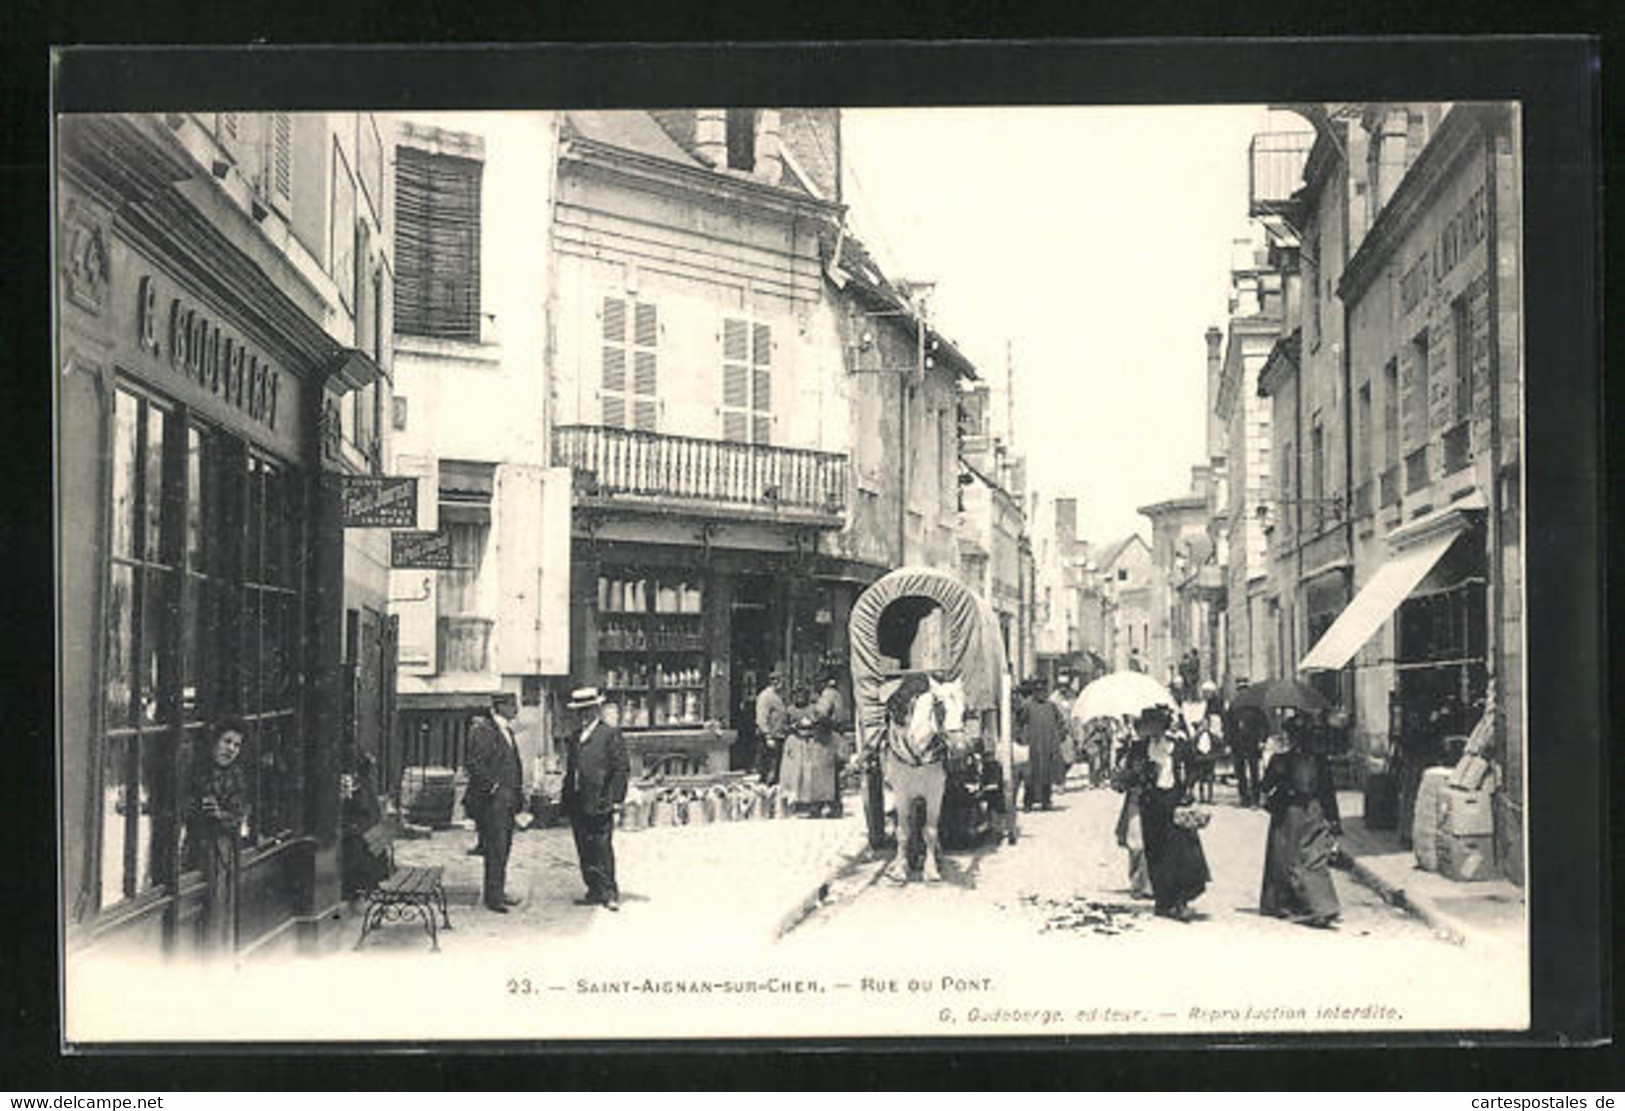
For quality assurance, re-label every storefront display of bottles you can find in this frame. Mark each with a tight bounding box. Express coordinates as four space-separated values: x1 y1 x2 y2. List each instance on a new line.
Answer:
596 569 709 729
599 574 703 614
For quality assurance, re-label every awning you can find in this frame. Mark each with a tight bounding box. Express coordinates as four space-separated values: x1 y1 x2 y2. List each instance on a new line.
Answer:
1296 524 1464 672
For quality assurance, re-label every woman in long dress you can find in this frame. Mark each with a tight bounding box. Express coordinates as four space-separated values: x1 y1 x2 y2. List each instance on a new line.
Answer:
1133 706 1211 922
1112 739 1154 899
789 711 839 817
185 719 248 954
1259 717 1342 927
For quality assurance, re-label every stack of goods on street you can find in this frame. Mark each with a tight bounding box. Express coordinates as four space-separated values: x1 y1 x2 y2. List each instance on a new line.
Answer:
614 772 803 832
1412 706 1499 882
399 765 458 831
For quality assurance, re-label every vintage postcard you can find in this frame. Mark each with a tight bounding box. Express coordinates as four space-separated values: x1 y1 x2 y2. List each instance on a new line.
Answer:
54 47 1558 1044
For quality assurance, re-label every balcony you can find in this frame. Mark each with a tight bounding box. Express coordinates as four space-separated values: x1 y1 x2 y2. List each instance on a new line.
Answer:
1249 132 1315 218
553 423 848 527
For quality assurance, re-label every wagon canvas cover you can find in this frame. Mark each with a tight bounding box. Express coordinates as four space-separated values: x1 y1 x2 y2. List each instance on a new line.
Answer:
848 566 1009 738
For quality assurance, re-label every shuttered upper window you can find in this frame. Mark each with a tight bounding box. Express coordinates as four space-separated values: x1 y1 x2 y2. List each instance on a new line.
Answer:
601 296 658 431
395 146 482 342
721 318 772 444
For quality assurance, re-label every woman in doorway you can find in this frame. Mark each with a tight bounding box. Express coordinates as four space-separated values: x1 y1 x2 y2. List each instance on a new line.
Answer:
1259 715 1342 928
186 718 248 953
1134 705 1211 922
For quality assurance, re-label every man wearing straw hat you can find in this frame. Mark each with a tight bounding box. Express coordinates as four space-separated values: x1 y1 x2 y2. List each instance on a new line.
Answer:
562 686 630 911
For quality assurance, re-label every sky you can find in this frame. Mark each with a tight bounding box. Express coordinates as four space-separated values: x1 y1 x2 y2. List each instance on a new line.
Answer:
839 106 1281 545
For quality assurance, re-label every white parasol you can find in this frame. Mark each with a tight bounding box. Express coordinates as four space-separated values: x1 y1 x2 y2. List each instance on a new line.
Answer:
1070 670 1178 725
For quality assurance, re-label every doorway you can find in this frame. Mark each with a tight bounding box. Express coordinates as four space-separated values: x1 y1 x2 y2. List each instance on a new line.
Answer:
729 574 779 768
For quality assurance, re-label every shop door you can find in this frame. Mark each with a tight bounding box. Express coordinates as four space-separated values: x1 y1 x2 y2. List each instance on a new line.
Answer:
730 576 777 756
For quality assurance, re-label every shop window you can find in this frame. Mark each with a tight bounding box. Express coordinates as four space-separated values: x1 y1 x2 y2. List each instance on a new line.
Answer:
601 296 658 431
241 454 303 843
100 384 311 912
721 317 772 444
394 146 482 341
100 388 179 908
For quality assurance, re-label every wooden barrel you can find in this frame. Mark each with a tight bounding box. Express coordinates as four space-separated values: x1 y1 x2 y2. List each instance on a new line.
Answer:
400 765 458 827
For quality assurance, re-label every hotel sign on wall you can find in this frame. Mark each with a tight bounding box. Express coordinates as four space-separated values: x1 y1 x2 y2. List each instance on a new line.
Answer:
390 530 453 569
341 475 418 527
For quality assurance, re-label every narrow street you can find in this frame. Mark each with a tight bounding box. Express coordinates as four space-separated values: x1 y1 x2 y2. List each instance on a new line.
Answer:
778 775 1527 1035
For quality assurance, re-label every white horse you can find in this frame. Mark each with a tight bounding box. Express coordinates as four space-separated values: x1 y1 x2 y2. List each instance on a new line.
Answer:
882 675 968 884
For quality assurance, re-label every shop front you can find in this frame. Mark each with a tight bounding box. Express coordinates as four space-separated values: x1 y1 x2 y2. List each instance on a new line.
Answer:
58 116 381 960
1298 496 1490 844
568 535 853 777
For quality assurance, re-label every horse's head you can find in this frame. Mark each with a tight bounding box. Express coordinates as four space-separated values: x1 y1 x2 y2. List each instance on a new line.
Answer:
907 676 968 758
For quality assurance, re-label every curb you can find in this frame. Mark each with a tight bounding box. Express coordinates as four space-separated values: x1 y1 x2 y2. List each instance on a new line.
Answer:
1336 855 1468 947
773 835 890 941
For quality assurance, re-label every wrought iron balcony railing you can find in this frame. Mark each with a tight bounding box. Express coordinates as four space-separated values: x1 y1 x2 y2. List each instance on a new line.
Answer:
1249 131 1315 217
553 423 848 523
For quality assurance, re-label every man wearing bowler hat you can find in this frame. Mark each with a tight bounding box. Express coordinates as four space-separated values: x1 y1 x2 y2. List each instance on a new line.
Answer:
562 686 630 910
466 692 525 912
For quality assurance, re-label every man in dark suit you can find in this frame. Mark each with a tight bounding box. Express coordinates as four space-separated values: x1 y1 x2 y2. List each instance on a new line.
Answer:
465 692 526 912
562 686 630 911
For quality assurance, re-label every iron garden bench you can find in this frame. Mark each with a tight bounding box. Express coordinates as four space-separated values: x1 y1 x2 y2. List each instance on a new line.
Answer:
353 818 453 952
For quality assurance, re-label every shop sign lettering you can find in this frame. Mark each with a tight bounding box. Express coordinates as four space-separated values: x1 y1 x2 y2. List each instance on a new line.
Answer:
341 475 418 528
391 530 454 570
136 274 280 431
1398 184 1488 317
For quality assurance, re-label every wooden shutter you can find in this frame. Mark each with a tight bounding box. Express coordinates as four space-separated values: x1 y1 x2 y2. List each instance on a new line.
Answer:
269 113 293 212
632 302 658 431
751 321 772 445
601 296 629 429
721 317 751 443
394 147 481 341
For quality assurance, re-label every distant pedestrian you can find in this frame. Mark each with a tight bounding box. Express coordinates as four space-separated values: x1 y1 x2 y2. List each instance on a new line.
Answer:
779 684 814 812
813 674 849 818
562 686 630 911
1050 682 1078 791
1259 715 1341 928
1226 688 1267 808
466 693 526 913
754 670 789 786
1021 678 1064 811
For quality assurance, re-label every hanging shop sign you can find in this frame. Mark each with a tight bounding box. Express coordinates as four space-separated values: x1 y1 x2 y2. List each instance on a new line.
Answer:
342 474 418 527
391 530 453 570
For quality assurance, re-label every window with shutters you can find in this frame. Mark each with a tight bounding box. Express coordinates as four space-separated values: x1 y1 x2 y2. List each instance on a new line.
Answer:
268 113 293 214
721 317 772 444
600 296 658 431
394 146 482 341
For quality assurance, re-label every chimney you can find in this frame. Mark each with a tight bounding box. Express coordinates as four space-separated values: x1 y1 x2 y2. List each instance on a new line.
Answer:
1055 498 1078 555
694 109 726 168
1205 326 1225 462
754 109 782 185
